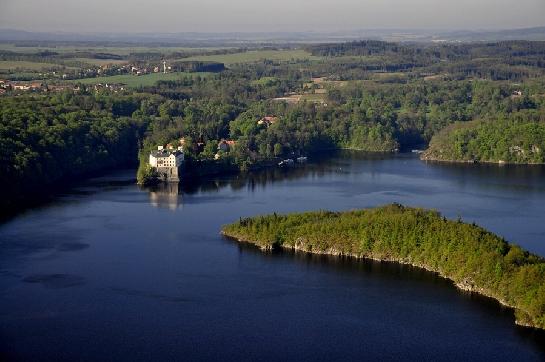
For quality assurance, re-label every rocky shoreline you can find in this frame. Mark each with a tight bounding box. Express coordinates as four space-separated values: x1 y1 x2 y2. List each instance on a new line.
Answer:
420 153 545 166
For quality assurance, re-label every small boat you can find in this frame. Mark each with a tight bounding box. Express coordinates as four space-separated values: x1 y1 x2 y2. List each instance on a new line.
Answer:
278 159 295 167
296 156 308 163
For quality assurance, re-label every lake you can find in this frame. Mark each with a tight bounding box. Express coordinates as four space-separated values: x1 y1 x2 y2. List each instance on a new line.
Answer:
1 151 545 361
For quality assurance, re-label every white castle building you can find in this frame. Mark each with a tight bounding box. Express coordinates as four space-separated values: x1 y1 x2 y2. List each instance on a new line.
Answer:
149 145 184 182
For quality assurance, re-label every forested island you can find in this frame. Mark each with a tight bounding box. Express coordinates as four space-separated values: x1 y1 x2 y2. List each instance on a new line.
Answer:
222 204 545 330
2 40 545 211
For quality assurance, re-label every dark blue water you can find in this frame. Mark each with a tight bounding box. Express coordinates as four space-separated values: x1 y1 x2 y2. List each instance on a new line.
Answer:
1 152 545 361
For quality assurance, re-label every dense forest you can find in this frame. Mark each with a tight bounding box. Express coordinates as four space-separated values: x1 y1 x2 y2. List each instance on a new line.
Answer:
306 40 545 81
2 40 545 207
221 204 545 330
422 114 545 164
0 93 146 212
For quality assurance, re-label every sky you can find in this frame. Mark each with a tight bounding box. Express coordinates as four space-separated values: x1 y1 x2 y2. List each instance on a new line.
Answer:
1 0 544 33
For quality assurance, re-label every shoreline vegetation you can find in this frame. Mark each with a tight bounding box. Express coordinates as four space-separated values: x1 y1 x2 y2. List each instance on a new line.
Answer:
0 93 145 213
421 117 545 165
221 204 545 330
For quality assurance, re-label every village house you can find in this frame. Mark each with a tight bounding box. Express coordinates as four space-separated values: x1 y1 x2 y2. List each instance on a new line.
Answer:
311 77 326 84
8 82 42 91
218 140 229 152
93 83 126 93
0 80 8 93
217 140 236 152
46 85 72 92
257 116 278 127
149 145 185 182
106 83 125 91
12 83 31 91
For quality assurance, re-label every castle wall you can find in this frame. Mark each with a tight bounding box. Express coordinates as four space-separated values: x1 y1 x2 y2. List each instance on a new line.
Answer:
156 166 182 182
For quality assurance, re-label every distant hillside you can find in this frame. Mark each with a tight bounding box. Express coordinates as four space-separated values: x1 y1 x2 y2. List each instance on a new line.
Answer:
1 27 544 45
437 27 545 42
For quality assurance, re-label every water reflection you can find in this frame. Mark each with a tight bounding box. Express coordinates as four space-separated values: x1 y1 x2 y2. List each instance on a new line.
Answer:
141 153 348 206
146 182 183 211
233 239 545 357
423 160 545 193
3 151 545 360
179 151 374 194
143 150 545 207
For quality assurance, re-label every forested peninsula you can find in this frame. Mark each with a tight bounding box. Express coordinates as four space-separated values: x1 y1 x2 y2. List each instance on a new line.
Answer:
422 114 545 164
222 204 545 330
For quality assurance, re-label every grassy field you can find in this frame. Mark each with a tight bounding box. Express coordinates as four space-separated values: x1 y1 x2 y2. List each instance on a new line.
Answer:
300 93 327 103
322 80 351 87
251 77 279 86
0 60 70 71
272 92 327 104
372 72 406 78
69 72 213 87
181 49 320 64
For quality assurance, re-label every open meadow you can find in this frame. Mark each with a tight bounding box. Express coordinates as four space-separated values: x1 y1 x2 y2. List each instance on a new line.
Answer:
0 60 73 71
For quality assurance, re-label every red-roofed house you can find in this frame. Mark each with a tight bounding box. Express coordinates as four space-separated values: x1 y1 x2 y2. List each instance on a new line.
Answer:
257 116 278 127
218 140 236 152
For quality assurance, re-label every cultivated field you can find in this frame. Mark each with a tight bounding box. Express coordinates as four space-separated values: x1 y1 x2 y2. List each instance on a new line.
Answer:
0 60 71 71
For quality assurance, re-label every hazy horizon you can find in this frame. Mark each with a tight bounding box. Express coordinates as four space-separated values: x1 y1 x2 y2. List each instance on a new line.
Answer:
1 0 544 34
